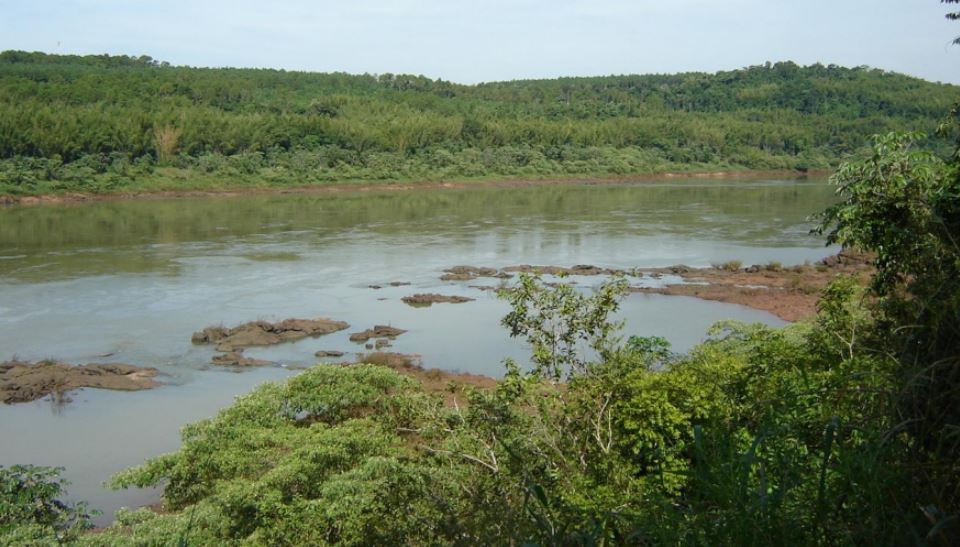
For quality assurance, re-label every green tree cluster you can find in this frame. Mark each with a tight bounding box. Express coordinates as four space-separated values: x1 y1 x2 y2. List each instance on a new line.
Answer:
947 0 960 43
0 51 957 196
0 465 96 544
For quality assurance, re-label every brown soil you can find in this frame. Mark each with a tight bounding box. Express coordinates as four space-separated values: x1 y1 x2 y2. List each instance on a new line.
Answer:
0 360 159 404
634 251 873 321
192 317 350 352
349 325 407 343
351 352 497 406
0 169 825 208
315 350 346 358
401 293 476 307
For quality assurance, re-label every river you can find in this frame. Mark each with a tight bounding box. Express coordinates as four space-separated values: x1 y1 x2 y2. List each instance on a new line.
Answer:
0 177 837 523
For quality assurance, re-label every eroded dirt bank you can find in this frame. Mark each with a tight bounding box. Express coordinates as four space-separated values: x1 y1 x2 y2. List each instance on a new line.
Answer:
0 361 159 404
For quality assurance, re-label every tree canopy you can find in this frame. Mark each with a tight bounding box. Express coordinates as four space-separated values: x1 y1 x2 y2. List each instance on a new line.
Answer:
0 51 957 196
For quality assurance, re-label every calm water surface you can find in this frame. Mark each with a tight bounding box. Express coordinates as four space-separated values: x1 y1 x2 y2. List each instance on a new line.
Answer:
0 178 836 522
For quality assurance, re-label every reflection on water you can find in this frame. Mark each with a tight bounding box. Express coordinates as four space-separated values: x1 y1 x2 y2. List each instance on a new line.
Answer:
0 177 835 523
0 178 835 281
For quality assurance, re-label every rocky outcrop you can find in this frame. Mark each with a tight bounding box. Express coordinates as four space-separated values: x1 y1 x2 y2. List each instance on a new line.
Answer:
441 264 632 281
210 352 272 367
401 293 475 307
440 266 511 281
502 264 625 276
348 325 407 343
1 360 159 404
192 318 350 352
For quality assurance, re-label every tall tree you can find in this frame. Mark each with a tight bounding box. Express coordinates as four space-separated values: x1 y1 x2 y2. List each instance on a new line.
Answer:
947 0 960 43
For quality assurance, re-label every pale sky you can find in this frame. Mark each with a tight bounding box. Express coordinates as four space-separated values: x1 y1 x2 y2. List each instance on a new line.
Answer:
1 0 958 84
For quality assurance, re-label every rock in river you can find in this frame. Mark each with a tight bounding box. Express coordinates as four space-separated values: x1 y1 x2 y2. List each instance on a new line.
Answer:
349 325 407 343
0 360 159 404
192 317 350 352
401 293 475 307
210 352 273 367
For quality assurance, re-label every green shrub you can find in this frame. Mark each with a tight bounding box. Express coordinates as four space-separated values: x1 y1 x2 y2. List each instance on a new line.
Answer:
0 465 96 544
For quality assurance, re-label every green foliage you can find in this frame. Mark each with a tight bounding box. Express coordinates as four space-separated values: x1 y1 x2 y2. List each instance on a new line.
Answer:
0 52 957 196
499 274 628 380
62 178 954 544
818 131 955 296
816 128 960 539
97 365 453 546
0 465 96 545
947 0 960 43
84 274 921 545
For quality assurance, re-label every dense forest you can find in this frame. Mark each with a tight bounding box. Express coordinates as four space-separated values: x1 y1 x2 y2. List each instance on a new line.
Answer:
0 50 957 195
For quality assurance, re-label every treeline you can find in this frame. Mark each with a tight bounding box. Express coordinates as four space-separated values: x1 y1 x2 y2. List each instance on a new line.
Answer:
0 51 957 194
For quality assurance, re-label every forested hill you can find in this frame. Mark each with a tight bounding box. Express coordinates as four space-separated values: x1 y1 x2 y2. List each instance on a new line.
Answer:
1 50 957 195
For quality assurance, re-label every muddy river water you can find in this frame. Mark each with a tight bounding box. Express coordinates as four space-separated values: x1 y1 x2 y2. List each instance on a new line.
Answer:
0 177 837 523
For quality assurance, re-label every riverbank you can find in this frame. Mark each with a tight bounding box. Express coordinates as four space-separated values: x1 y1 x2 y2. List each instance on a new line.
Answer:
436 251 871 323
636 251 872 321
0 168 828 206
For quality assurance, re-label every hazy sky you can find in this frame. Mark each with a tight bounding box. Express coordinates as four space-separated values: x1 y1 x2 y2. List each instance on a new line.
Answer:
2 1 958 84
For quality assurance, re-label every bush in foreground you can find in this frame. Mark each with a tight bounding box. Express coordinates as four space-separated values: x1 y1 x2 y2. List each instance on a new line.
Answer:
0 464 96 545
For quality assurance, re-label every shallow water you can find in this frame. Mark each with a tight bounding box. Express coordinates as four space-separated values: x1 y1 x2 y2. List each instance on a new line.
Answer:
0 177 836 523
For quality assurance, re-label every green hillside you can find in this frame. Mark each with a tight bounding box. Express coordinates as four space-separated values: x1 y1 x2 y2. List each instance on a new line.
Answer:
0 51 957 195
